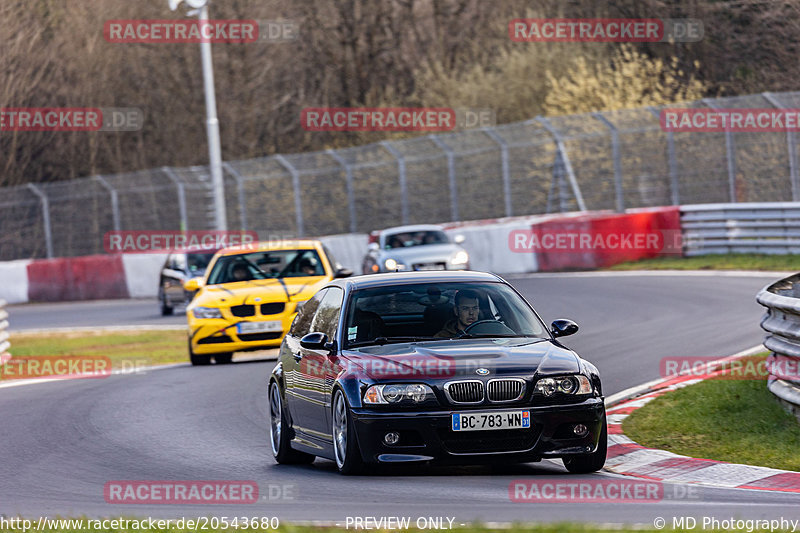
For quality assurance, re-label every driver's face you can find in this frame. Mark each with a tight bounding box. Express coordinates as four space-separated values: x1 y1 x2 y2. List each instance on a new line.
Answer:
455 298 479 329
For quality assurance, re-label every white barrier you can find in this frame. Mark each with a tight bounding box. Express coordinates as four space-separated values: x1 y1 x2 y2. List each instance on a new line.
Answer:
0 300 10 365
122 254 170 298
444 221 539 274
0 260 31 304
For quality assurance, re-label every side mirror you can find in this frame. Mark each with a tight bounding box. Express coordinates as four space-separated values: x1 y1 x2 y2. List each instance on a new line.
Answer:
453 234 465 244
184 277 204 292
368 242 380 252
300 332 330 350
335 268 353 278
551 319 579 338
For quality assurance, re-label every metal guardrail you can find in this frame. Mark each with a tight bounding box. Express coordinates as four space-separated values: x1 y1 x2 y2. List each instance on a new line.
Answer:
757 275 800 422
682 202 800 256
0 300 9 366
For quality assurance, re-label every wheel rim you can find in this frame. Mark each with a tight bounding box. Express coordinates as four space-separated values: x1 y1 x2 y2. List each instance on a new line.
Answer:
269 384 282 456
333 393 347 468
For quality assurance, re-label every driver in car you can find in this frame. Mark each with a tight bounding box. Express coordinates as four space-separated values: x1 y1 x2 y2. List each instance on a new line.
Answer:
434 289 480 338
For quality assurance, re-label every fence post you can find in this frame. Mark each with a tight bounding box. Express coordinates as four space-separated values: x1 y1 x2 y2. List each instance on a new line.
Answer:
535 117 588 211
592 112 624 213
26 183 53 258
380 141 409 224
647 107 680 205
162 167 189 231
763 92 800 201
703 99 737 202
428 135 460 221
222 162 248 231
94 175 121 232
326 149 357 233
483 128 513 217
275 155 305 236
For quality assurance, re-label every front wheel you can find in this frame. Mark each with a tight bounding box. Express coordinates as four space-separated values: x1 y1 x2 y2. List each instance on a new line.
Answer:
159 287 174 316
562 414 607 474
269 382 315 464
188 340 211 366
332 390 364 475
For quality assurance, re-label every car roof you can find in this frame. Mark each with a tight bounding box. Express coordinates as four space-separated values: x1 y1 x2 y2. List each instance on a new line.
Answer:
331 270 503 290
380 224 445 235
217 239 321 256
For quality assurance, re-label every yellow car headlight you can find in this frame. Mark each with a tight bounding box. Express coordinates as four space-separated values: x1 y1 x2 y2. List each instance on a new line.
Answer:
193 306 223 319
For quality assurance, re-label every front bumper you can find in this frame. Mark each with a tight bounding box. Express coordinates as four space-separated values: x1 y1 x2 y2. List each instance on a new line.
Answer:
188 313 296 355
350 398 604 465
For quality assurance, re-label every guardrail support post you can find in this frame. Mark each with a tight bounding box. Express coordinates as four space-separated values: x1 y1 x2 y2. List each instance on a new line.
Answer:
275 155 305 236
763 92 800 201
429 135 460 221
94 175 121 232
162 167 189 231
326 149 358 234
380 141 409 225
647 107 682 206
222 163 248 231
536 117 587 212
483 128 514 217
703 99 737 202
592 112 625 213
26 183 53 258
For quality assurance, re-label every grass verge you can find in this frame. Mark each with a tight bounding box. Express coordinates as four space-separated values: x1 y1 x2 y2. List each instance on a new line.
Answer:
608 253 800 271
3 330 187 377
623 355 800 471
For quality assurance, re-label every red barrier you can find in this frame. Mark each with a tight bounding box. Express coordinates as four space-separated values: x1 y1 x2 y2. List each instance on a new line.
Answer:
533 207 681 272
27 254 129 302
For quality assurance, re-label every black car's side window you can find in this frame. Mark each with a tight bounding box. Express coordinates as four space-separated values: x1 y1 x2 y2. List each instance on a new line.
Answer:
290 289 327 338
311 287 344 340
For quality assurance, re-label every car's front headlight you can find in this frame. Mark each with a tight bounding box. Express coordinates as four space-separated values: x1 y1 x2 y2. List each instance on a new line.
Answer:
193 306 223 319
363 383 434 404
451 251 469 265
534 375 593 397
384 258 406 271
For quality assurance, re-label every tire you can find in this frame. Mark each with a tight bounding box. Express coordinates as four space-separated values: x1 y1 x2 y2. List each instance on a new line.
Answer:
159 287 174 316
188 340 211 366
215 353 233 364
563 414 607 474
332 389 364 475
269 381 315 465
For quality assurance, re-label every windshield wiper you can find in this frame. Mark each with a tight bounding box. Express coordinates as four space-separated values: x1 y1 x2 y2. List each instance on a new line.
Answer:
348 336 439 347
457 333 546 339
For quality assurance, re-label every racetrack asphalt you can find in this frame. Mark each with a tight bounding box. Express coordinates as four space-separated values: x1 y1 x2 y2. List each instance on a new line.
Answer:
2 271 798 524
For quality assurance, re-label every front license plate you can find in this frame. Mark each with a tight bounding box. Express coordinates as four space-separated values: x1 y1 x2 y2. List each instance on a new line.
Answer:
237 321 282 334
415 263 445 271
452 410 530 431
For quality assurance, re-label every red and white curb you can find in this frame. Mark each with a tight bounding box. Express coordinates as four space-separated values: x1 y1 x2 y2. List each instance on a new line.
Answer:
604 346 800 492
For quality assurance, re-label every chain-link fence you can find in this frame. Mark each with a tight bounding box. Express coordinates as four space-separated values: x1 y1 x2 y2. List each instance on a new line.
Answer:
3 91 800 261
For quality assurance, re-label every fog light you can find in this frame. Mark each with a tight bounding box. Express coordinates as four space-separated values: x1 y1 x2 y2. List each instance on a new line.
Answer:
573 424 588 437
384 432 400 445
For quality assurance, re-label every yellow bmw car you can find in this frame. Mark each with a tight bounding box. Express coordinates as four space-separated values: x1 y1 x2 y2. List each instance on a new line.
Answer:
184 239 352 365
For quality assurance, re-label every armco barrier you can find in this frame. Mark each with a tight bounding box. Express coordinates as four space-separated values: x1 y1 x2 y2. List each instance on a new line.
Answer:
27 254 129 302
0 260 32 304
757 273 800 422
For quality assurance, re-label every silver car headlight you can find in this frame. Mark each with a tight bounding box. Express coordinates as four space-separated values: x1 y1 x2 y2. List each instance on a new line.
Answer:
384 258 406 271
451 251 469 265
193 306 223 319
534 375 593 396
363 384 434 404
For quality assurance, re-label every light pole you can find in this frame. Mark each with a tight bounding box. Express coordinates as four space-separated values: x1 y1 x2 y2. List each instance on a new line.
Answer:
169 0 227 231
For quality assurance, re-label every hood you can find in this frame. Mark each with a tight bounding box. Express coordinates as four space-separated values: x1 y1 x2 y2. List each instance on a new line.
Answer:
193 277 326 306
339 338 580 381
379 243 465 266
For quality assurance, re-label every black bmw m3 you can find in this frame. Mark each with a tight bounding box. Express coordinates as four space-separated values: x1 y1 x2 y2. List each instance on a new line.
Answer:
268 270 606 475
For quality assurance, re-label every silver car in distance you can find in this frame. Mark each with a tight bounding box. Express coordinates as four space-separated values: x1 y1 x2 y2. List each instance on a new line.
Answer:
362 224 469 274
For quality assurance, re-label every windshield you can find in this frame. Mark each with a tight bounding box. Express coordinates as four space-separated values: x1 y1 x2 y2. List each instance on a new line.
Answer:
384 230 449 249
186 252 216 274
343 281 547 347
206 249 325 285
